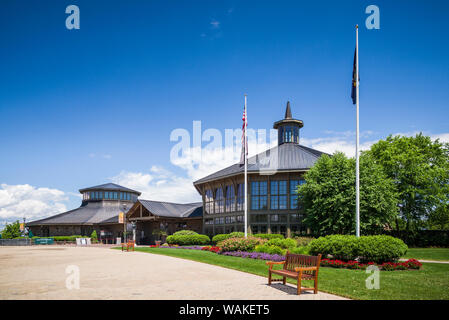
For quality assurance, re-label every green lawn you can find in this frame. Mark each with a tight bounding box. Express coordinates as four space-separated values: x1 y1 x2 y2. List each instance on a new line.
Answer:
403 248 449 261
124 247 449 300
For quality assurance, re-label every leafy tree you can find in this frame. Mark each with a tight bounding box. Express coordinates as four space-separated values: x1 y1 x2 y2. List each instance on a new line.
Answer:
90 230 98 240
298 152 398 235
367 134 449 231
1 220 22 239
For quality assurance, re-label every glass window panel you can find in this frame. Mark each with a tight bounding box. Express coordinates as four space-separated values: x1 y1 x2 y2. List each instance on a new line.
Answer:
279 195 287 209
291 195 298 209
260 196 267 210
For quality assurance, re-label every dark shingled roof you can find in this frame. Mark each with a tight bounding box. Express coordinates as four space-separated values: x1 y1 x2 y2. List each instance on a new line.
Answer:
139 200 203 218
193 143 328 185
26 201 129 226
79 183 141 195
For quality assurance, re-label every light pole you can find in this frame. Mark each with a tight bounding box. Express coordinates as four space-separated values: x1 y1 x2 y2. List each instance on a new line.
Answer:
122 203 128 243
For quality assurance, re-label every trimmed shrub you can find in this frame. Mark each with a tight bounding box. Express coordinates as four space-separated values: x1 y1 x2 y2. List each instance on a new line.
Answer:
253 233 284 240
308 235 408 263
52 235 83 242
358 235 408 263
293 236 315 247
172 230 198 236
255 244 286 255
166 233 210 245
212 232 244 244
218 237 266 252
266 238 297 249
290 246 311 255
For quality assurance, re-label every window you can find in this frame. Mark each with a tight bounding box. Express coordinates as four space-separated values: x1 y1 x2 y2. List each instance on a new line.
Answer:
205 190 213 214
251 214 267 223
270 180 287 210
270 214 279 222
215 188 224 213
251 181 267 210
291 213 301 223
290 179 305 209
237 184 244 211
284 126 292 143
215 217 224 225
237 215 244 222
279 125 299 144
225 185 235 212
205 219 213 225
225 216 235 224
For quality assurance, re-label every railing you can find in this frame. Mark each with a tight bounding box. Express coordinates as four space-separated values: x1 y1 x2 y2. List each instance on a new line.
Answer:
0 238 32 246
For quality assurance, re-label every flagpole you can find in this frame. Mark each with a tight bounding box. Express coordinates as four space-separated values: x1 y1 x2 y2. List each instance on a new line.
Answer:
355 25 360 237
244 94 248 238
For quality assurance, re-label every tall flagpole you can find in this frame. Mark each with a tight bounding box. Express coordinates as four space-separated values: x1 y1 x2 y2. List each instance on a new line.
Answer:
244 94 248 238
355 25 360 237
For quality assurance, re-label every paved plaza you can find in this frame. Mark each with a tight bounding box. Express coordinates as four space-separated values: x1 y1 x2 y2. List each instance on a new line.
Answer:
0 246 347 300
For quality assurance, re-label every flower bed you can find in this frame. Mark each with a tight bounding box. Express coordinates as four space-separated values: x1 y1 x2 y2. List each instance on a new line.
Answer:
320 258 422 271
220 251 285 262
146 243 422 271
201 246 221 253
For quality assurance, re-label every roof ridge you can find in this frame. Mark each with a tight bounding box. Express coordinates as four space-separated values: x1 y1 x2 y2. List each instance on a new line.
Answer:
298 144 329 156
139 199 201 206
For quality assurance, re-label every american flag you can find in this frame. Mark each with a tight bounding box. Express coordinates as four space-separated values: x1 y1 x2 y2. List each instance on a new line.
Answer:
240 105 247 165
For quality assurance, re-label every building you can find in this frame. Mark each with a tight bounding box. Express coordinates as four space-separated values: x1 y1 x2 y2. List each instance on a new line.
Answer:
193 102 327 238
27 183 203 244
126 200 203 244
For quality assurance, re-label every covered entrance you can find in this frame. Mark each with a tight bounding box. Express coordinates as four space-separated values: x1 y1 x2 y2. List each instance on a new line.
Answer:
126 199 203 245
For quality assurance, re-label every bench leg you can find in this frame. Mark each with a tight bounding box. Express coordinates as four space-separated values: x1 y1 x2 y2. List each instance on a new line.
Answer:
268 270 272 285
282 277 286 285
297 274 302 295
314 277 318 294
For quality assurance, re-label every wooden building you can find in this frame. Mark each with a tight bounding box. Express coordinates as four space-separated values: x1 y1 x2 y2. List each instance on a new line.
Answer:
193 102 327 238
126 200 203 244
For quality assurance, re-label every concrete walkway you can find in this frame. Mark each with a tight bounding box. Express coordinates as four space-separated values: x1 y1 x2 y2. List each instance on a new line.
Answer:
0 246 347 300
400 258 449 264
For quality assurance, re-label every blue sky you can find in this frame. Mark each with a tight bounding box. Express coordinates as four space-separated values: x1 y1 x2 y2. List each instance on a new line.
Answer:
0 0 448 225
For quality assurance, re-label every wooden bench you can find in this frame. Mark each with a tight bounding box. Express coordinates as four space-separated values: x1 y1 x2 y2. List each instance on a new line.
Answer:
121 240 135 252
266 252 322 295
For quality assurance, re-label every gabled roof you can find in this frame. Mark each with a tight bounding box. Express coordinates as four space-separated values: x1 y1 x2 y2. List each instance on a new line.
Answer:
193 143 328 185
138 200 203 218
26 201 129 226
79 183 141 195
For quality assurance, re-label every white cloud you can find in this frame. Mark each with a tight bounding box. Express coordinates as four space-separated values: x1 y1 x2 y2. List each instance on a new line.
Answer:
210 20 220 29
301 135 376 157
0 184 68 228
301 131 449 157
111 135 277 203
88 153 112 159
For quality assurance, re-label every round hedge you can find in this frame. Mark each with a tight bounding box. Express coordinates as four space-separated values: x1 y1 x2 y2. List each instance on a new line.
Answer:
166 233 210 245
308 235 408 263
253 233 284 240
218 237 266 252
212 232 244 244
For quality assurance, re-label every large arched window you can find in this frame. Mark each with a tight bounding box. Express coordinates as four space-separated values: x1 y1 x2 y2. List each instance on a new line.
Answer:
225 185 235 212
215 188 224 213
205 189 214 214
